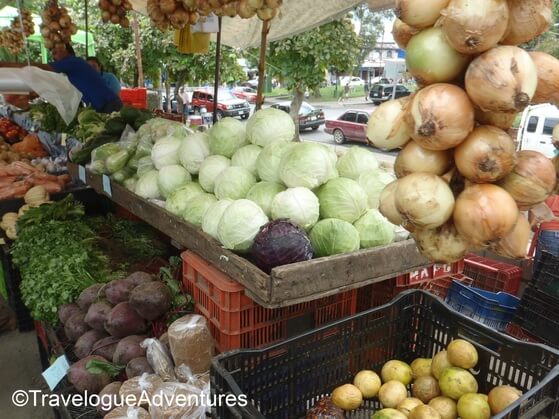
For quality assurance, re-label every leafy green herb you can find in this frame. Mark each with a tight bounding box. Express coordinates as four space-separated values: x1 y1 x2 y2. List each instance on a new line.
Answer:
159 256 193 323
16 195 85 230
29 102 81 134
86 359 125 377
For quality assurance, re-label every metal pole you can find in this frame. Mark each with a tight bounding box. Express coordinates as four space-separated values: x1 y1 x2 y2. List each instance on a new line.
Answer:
256 19 270 111
212 16 222 124
85 0 88 55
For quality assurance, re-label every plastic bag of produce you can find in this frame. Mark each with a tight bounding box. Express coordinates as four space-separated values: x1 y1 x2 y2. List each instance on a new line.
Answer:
119 373 164 407
140 338 176 381
105 406 150 419
136 156 155 176
89 142 120 174
149 382 207 419
167 314 214 374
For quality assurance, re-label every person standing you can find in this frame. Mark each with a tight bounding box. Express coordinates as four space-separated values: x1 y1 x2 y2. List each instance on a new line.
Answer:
364 81 369 101
338 82 350 104
86 56 121 96
178 87 190 120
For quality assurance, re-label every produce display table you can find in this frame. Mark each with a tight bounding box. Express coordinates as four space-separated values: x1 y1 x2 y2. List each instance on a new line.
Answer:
68 163 431 308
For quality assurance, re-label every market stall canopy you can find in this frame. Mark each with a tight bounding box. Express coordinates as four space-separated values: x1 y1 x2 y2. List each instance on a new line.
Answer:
129 0 396 49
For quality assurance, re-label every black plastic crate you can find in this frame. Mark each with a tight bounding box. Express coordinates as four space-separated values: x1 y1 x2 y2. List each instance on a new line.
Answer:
533 251 559 299
2 244 34 331
211 290 559 419
514 285 559 348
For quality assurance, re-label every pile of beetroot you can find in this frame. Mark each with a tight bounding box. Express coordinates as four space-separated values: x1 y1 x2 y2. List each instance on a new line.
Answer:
58 271 172 395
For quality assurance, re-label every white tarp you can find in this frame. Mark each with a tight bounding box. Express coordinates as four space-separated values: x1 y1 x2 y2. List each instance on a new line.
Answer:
130 0 395 49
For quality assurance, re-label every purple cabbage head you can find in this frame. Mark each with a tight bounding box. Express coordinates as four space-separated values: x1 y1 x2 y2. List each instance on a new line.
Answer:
250 219 314 273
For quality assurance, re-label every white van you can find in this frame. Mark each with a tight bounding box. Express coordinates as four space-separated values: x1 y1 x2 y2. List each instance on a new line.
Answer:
516 104 559 158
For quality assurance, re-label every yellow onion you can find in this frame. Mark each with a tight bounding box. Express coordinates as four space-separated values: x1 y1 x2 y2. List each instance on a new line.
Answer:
413 222 471 263
395 173 455 229
395 0 451 28
379 180 404 226
405 83 474 150
454 125 517 183
529 52 559 107
501 0 552 45
392 18 419 49
453 184 519 248
465 46 538 113
440 0 509 55
492 214 530 259
395 141 453 178
474 108 517 131
406 27 470 86
159 0 177 14
257 6 277 20
237 0 257 18
367 98 411 150
498 150 556 210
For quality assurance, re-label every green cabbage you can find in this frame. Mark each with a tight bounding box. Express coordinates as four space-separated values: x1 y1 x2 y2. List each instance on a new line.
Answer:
358 169 395 209
208 117 248 158
279 143 338 189
256 142 296 183
198 155 231 193
246 182 286 217
179 132 210 175
217 199 269 252
123 176 137 191
151 135 182 169
336 146 379 180
353 209 395 248
231 144 263 177
105 150 130 174
182 193 217 227
271 187 320 231
246 107 296 147
157 165 192 199
214 167 257 200
317 177 368 223
137 156 155 176
202 199 233 240
309 218 361 257
165 182 205 216
135 170 161 199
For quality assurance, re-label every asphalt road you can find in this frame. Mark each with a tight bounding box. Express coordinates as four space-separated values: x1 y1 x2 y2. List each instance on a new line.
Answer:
262 97 399 167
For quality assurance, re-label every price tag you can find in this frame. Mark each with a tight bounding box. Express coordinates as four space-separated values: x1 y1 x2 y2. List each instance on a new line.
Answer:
42 355 70 391
102 175 112 197
78 165 86 183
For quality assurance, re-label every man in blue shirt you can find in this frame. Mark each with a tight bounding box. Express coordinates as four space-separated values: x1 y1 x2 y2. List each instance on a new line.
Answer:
86 56 121 96
50 44 122 113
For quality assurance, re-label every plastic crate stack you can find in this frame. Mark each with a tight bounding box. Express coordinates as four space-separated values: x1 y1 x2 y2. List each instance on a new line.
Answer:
120 88 147 109
181 251 357 353
513 251 559 348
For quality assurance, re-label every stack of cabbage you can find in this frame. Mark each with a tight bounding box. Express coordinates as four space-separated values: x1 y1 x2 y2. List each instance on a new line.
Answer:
368 0 559 264
103 108 398 259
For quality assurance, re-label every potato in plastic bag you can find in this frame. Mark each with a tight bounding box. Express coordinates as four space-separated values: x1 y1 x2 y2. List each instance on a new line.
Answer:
119 373 163 407
168 314 214 374
141 338 176 381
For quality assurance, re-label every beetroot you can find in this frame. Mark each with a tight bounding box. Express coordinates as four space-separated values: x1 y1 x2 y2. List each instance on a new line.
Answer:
104 302 147 337
58 303 82 325
129 281 172 321
85 301 113 331
64 312 90 343
125 271 154 287
97 381 122 415
74 330 108 359
68 355 112 394
92 336 120 360
113 335 146 365
125 357 154 378
77 284 104 311
105 279 136 305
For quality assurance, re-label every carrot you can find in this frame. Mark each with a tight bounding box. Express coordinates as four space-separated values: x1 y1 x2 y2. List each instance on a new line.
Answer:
26 171 59 183
0 182 30 200
0 176 17 187
57 174 71 185
40 182 62 193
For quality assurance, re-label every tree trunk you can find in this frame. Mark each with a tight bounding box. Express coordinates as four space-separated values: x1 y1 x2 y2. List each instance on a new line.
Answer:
313 86 321 98
132 16 144 88
165 81 171 112
290 88 304 142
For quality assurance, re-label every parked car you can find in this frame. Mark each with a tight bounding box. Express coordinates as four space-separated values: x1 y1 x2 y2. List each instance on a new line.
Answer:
242 79 259 88
162 95 178 113
191 89 251 120
516 103 559 158
369 84 410 105
340 76 365 88
232 86 260 103
270 101 325 131
370 77 390 86
325 110 370 144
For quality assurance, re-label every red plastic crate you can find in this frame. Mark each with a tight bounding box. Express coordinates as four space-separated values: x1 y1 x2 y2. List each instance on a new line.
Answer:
395 259 465 287
120 88 147 102
181 251 357 353
464 253 522 295
505 322 542 344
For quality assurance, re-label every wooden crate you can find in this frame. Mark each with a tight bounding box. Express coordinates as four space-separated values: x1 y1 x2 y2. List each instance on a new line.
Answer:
68 164 431 308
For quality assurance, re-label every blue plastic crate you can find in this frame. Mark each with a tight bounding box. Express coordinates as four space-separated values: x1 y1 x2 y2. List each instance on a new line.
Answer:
445 280 520 331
